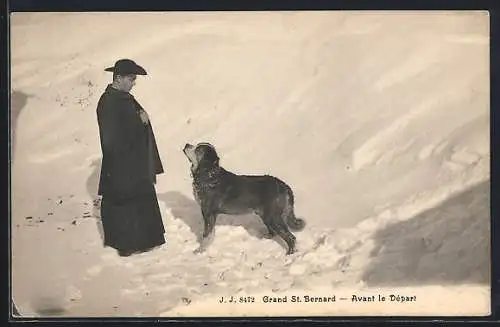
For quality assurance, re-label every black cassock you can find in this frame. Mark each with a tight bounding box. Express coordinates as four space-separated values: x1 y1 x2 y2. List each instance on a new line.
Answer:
96 85 165 254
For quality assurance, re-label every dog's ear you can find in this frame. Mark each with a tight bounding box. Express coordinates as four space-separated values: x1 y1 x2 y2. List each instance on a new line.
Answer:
212 157 220 166
207 149 220 166
203 146 220 167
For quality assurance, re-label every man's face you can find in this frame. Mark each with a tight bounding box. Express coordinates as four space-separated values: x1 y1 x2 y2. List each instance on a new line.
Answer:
117 74 137 92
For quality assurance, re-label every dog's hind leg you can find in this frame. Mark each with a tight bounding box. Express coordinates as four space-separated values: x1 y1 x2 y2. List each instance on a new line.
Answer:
262 220 277 239
272 220 297 255
255 208 276 239
273 190 298 255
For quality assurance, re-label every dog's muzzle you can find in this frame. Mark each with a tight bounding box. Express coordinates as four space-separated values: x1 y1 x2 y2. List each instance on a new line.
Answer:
183 144 196 164
183 143 194 153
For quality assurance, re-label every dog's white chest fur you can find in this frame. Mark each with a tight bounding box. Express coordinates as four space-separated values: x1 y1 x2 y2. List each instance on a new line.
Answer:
193 186 202 205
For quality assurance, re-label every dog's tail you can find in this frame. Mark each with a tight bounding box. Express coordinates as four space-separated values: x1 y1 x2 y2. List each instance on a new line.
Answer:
287 213 306 231
284 184 306 231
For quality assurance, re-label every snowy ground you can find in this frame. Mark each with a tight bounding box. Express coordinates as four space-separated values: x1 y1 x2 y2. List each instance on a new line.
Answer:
10 11 490 317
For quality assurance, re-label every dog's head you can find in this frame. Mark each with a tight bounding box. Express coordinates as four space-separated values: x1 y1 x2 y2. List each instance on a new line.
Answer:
183 142 220 173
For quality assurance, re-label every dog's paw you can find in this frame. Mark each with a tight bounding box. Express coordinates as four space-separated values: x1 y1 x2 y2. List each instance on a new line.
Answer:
286 248 297 255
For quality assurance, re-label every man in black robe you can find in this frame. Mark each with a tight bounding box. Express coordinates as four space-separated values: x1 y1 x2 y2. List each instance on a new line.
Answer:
96 59 166 257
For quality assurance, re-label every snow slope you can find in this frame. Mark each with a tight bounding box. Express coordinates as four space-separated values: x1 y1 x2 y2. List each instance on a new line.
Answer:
10 11 490 317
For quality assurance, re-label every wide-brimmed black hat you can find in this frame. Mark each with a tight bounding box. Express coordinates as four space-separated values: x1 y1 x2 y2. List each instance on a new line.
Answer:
104 59 147 75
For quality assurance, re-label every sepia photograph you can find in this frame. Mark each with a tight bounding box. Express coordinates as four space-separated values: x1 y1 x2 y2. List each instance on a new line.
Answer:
10 10 490 317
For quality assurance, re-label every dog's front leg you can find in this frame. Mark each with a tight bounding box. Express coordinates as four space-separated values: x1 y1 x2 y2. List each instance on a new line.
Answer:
202 212 216 238
194 209 217 254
